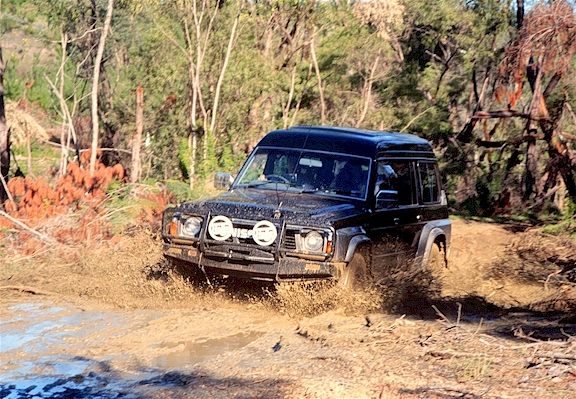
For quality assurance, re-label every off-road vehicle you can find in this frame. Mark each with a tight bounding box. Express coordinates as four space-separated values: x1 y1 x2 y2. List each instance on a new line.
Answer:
161 126 451 288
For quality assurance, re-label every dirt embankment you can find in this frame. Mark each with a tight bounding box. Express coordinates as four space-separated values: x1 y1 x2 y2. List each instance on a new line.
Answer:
1 219 576 399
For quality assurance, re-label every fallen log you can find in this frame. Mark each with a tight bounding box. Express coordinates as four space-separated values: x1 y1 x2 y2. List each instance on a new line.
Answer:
0 285 54 295
0 210 57 245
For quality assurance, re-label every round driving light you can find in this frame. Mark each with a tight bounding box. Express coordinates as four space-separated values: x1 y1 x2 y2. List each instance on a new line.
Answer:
183 216 202 237
303 231 324 252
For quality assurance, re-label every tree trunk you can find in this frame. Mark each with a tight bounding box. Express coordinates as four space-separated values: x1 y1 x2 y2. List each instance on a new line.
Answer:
283 66 297 129
0 44 10 204
523 137 537 200
90 0 114 177
58 30 69 176
209 0 243 134
516 0 524 29
131 86 143 183
356 55 379 128
309 34 326 125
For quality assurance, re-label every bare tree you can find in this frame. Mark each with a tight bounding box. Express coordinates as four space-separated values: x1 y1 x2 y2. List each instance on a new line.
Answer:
467 0 576 205
516 0 524 29
131 86 144 183
0 43 9 204
90 0 115 177
309 32 326 125
209 0 245 134
155 0 219 189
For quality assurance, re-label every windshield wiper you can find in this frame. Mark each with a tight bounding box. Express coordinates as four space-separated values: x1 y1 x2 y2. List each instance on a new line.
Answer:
244 180 270 188
244 180 294 188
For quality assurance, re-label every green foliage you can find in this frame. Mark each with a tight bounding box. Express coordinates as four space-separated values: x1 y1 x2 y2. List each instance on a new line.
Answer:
540 197 576 238
4 0 576 220
25 61 53 109
9 142 60 177
106 180 126 197
218 143 235 173
165 180 192 203
565 197 576 220
0 14 19 31
3 58 24 100
177 138 190 181
198 132 218 181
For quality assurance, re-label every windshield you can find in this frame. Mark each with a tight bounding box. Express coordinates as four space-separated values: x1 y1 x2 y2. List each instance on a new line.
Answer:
235 147 371 199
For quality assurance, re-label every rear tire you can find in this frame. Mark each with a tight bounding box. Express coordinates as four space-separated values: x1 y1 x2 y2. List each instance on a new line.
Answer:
338 247 371 290
427 242 446 274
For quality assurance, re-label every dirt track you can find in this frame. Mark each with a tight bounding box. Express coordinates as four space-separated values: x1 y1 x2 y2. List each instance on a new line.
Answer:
1 219 576 398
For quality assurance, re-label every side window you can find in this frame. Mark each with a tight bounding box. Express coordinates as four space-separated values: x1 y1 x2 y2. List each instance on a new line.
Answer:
375 161 417 207
418 162 440 203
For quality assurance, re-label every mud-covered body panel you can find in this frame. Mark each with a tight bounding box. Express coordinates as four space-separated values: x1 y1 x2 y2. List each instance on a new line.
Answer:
178 189 366 228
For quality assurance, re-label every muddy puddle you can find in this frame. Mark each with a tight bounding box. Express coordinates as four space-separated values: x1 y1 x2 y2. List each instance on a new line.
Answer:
153 332 264 369
0 299 271 398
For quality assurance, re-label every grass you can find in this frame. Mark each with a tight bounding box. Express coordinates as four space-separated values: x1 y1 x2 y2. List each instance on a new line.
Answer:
452 355 492 381
541 218 576 239
11 143 60 178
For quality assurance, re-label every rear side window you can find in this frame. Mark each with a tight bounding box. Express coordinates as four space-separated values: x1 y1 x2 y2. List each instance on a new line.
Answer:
418 162 440 203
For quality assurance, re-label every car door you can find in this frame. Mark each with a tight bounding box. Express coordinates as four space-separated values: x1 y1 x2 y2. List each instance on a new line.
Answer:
367 159 424 284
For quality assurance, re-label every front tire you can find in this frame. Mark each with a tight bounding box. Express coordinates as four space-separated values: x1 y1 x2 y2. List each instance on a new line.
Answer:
338 247 372 290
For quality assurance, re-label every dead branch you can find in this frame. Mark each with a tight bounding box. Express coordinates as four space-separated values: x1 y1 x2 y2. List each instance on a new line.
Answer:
471 110 530 119
0 171 14 204
535 352 576 361
513 327 574 345
431 304 452 324
417 385 485 399
39 138 133 155
476 133 544 149
0 210 57 245
425 349 480 359
0 285 53 295
544 269 563 290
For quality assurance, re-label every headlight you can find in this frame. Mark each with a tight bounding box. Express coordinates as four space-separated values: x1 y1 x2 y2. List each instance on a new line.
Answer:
303 230 324 252
182 216 203 237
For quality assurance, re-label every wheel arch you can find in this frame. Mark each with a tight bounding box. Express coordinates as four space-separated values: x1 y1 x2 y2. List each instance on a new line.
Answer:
416 220 451 268
343 234 371 263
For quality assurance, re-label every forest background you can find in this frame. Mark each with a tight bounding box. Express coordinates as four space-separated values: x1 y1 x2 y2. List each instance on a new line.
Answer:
0 0 575 240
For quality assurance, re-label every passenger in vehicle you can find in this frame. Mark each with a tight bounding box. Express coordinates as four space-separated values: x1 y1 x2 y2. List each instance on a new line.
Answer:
391 162 414 205
330 160 366 195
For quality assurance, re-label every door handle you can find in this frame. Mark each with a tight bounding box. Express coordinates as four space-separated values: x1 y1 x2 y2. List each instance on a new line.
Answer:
416 215 422 221
393 217 400 225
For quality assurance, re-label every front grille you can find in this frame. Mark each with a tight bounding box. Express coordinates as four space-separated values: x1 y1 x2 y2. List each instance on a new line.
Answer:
283 231 297 250
204 217 281 248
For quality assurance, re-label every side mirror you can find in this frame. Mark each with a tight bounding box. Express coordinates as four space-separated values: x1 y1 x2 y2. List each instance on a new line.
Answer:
376 190 398 209
215 172 234 190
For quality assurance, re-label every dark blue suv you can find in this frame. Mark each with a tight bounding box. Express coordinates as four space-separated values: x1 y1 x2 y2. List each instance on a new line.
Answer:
161 126 451 288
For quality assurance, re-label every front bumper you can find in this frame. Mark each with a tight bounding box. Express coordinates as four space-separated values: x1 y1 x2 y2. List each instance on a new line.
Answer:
163 243 341 282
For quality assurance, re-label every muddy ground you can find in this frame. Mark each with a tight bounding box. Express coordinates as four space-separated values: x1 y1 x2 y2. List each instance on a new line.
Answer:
1 218 576 398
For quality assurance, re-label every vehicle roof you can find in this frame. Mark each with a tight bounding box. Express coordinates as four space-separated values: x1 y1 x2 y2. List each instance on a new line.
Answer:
257 126 435 159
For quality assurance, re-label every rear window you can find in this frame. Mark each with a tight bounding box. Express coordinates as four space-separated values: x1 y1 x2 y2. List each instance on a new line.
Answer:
418 162 440 203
